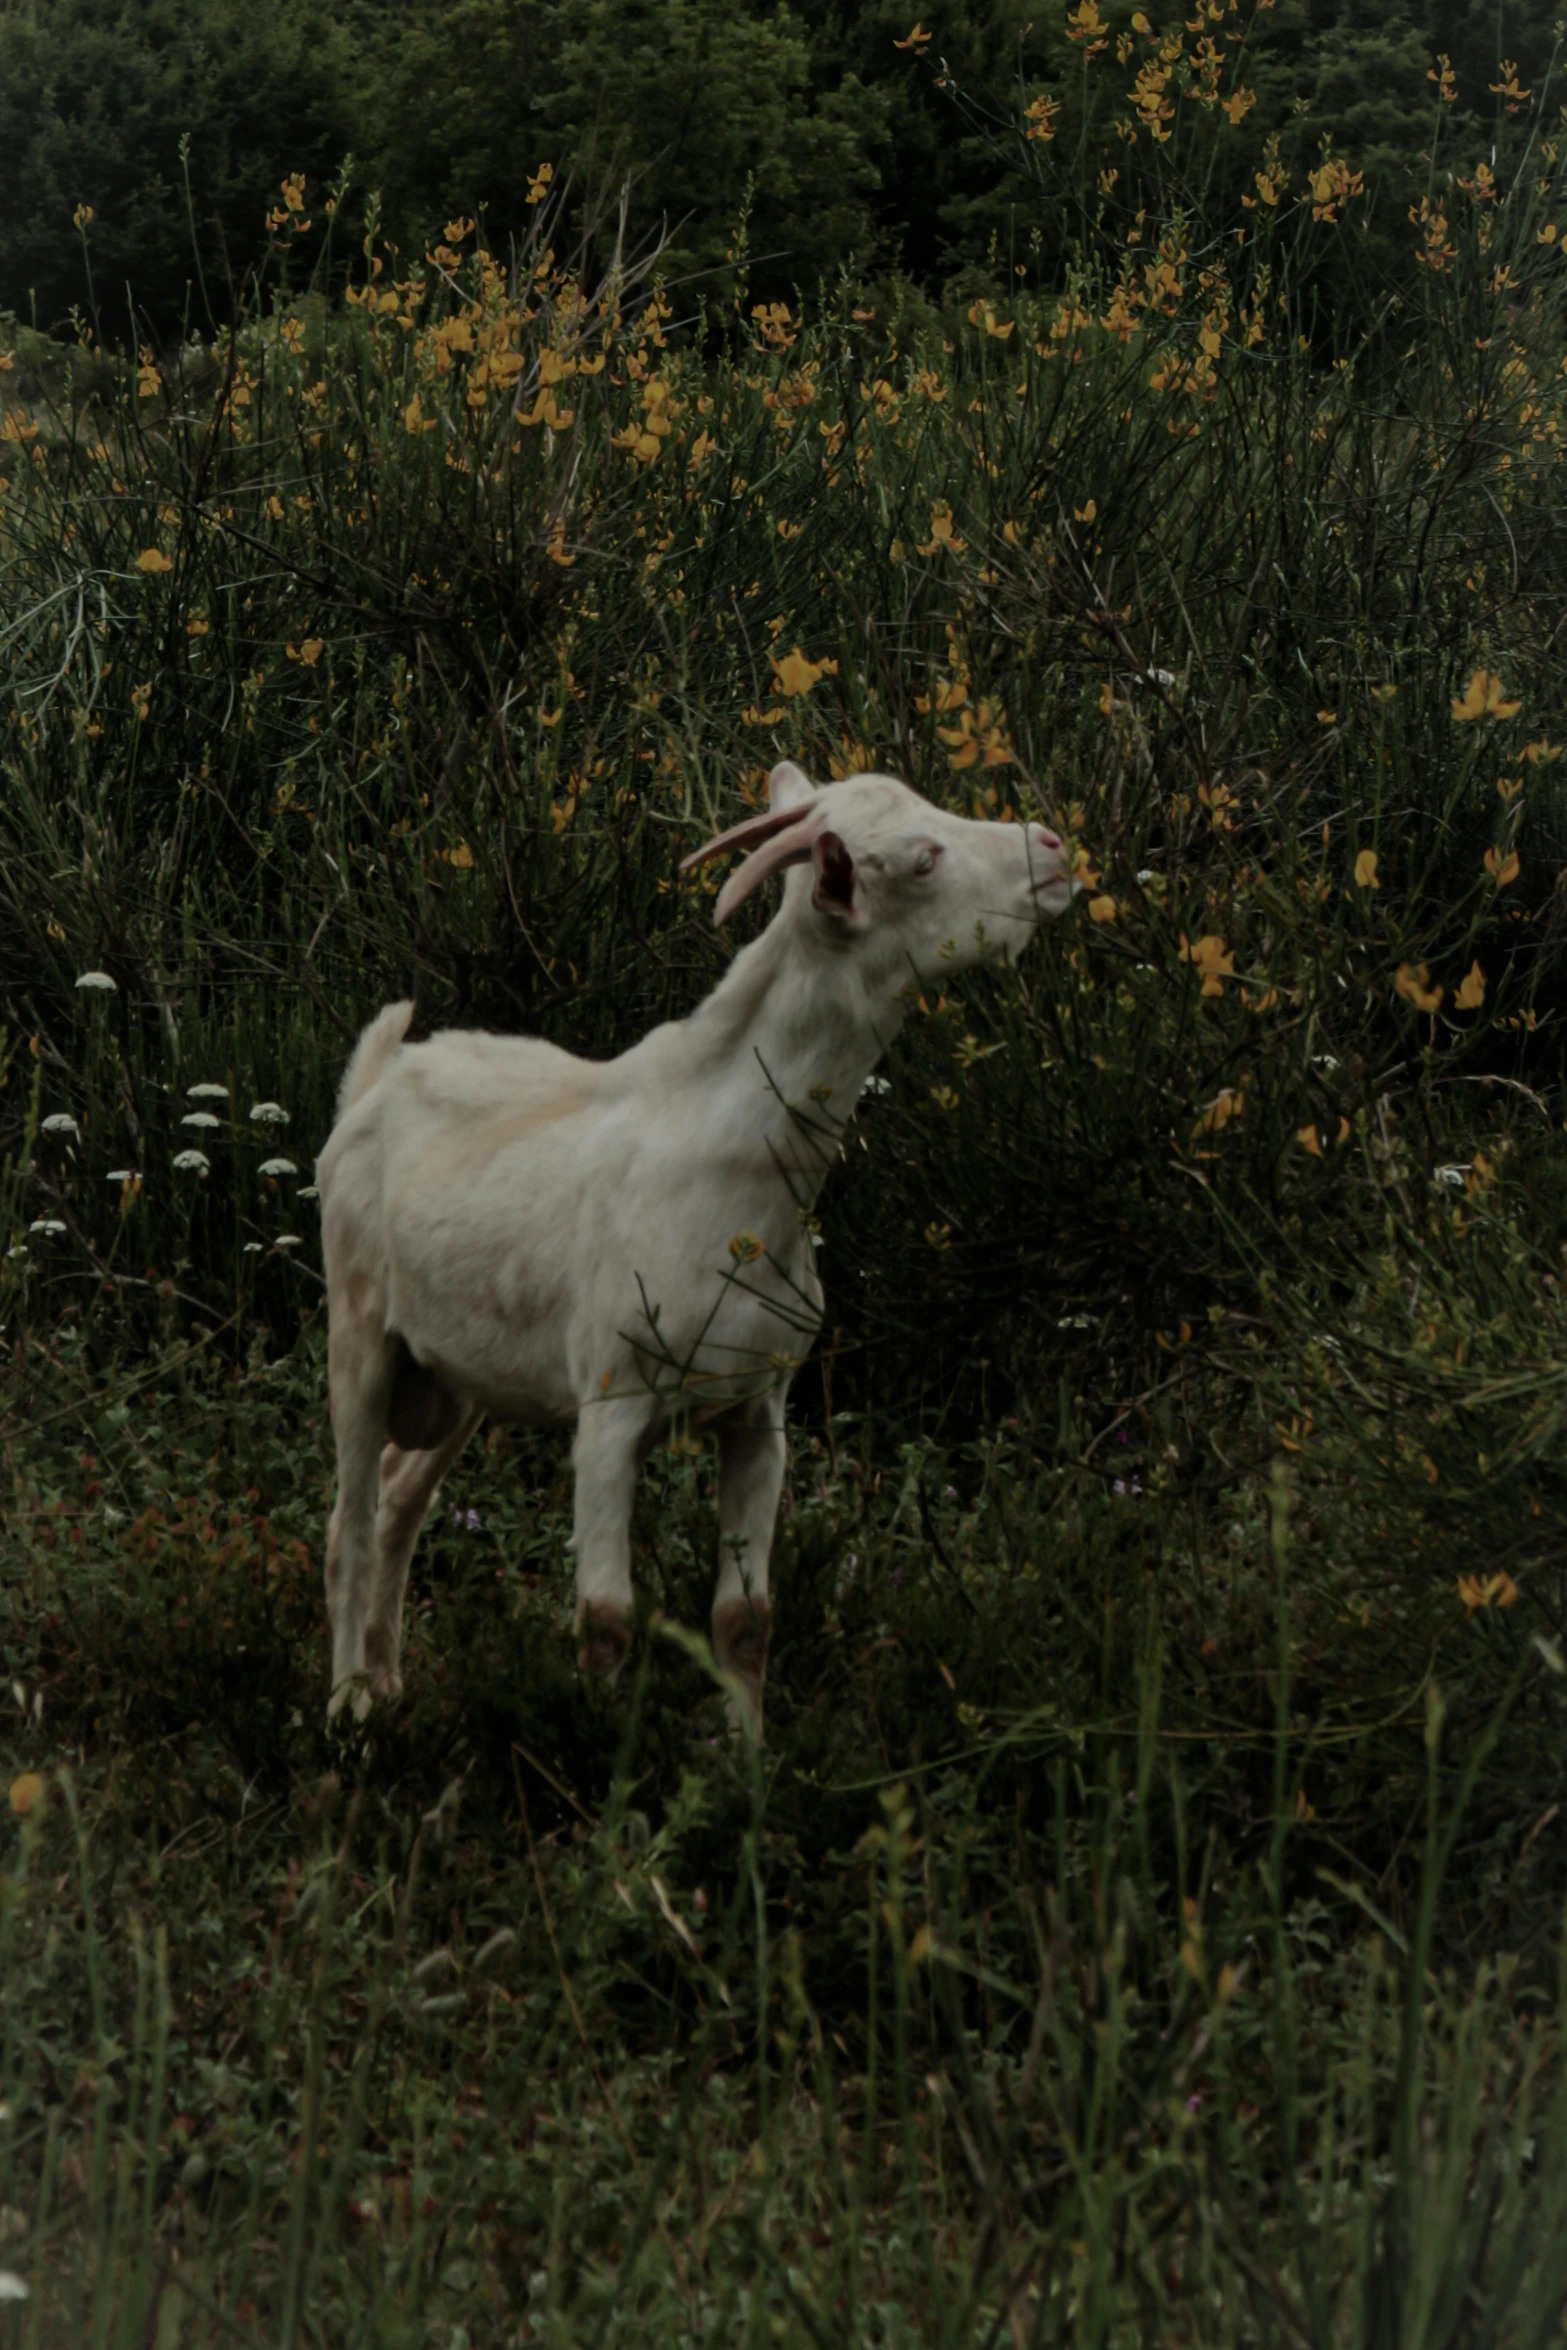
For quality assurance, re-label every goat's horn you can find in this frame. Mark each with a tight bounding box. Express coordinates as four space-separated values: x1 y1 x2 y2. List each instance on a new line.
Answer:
713 820 823 925
680 802 814 872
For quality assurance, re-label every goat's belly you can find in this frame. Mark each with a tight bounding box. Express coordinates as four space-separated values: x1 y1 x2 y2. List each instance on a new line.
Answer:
387 1285 579 1425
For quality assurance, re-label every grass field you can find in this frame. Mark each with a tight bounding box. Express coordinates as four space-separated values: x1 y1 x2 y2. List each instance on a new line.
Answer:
6 22 1567 2340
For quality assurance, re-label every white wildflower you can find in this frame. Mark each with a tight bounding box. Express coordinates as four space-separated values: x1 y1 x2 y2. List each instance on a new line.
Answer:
0 2273 28 2303
75 971 117 992
296 1184 319 1200
41 1114 80 1138
27 1220 67 1236
274 1233 302 1249
180 1112 221 1130
249 1101 289 1125
258 1158 297 1177
106 1169 138 1183
187 1082 229 1100
242 1241 263 1254
172 1149 210 1174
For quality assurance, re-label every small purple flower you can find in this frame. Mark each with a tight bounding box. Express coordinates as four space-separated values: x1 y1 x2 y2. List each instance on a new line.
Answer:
944 1485 958 1499
1186 2093 1203 2113
449 1505 482 1532
1116 1429 1130 1446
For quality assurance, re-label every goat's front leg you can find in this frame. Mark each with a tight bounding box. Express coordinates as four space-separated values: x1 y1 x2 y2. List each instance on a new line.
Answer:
713 1409 787 1742
570 1403 646 1680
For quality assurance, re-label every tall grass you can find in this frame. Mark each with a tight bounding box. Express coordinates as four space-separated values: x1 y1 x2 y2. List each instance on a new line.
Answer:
5 6 1567 2337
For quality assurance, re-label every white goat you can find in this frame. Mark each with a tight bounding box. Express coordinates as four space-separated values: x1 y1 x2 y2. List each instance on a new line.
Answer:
316 760 1070 1737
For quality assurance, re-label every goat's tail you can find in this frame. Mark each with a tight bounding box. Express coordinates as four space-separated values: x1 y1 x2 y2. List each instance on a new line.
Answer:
337 1001 414 1117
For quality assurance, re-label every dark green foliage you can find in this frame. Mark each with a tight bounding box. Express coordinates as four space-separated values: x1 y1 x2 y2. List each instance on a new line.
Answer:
4 0 1567 338
0 0 355 341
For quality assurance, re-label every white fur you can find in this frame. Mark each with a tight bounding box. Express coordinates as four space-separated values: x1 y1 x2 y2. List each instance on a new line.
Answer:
315 762 1070 1736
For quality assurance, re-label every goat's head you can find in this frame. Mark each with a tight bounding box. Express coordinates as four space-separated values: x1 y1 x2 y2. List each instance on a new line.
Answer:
682 761 1073 982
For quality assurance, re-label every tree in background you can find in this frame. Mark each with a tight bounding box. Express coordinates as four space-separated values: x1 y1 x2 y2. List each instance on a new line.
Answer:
368 0 888 302
0 0 353 342
1 0 1563 342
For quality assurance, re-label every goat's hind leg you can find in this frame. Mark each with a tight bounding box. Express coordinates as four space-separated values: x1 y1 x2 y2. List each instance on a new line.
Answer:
364 1405 483 1701
325 1306 398 1720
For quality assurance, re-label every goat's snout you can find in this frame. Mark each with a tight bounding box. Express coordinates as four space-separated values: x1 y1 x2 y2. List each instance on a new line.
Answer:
1029 822 1064 858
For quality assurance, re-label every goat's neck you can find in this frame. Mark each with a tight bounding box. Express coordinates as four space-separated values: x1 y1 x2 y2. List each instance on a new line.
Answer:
688 906 904 1191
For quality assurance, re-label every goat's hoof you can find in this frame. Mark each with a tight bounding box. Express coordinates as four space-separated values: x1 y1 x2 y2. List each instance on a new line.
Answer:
576 1603 632 1682
326 1676 375 1729
713 1596 769 1744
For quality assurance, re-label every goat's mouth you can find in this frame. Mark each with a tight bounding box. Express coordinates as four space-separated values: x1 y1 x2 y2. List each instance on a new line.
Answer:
1030 871 1073 911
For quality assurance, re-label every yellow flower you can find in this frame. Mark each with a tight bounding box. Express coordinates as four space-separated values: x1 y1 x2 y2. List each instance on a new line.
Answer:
1454 961 1486 1010
1297 1125 1323 1157
1353 848 1379 889
893 21 932 48
770 647 839 698
135 547 173 573
1192 1086 1244 1136
526 163 555 205
917 502 967 555
1178 933 1235 996
404 392 436 435
614 421 662 464
287 639 324 666
440 841 475 870
73 203 95 230
1458 1571 1518 1612
8 1772 43 1817
1087 894 1117 923
1451 667 1521 722
728 1231 765 1263
939 699 1012 770
1395 962 1443 1013
1484 846 1521 886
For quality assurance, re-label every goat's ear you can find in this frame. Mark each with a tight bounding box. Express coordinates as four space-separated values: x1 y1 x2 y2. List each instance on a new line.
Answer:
768 760 816 816
811 830 868 928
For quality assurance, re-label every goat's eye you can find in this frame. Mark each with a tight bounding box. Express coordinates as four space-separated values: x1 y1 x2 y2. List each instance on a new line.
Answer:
913 847 939 877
